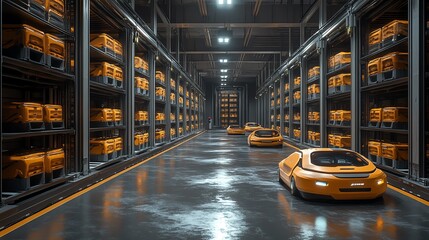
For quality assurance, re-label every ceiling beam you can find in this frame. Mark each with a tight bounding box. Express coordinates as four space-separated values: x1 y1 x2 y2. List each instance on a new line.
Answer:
173 51 281 54
159 23 319 28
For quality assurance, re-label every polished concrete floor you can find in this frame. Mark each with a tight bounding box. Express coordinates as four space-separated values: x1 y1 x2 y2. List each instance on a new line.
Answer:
4 130 429 240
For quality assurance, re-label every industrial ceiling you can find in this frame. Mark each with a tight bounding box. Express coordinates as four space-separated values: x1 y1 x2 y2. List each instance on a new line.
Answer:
135 0 347 85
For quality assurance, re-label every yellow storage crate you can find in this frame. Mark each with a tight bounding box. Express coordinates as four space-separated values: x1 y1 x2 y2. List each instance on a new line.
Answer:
44 148 65 181
334 110 351 125
3 24 45 63
368 58 381 76
3 24 44 52
328 134 336 146
156 112 165 122
294 76 301 87
381 52 408 72
369 108 383 127
156 71 165 83
284 114 289 121
170 92 176 102
307 131 314 141
156 87 166 100
293 112 300 121
271 100 275 107
382 107 408 122
44 34 64 59
179 114 183 121
382 20 408 42
334 52 351 67
293 129 301 139
308 66 320 79
142 59 149 72
284 96 289 105
307 84 320 94
112 109 122 125
141 78 149 91
43 104 63 129
170 113 176 122
155 129 165 142
3 151 45 179
293 91 301 102
135 110 148 122
334 135 351 148
170 79 176 89
113 137 123 154
284 83 290 91
134 56 144 70
46 0 65 17
3 102 45 131
284 127 289 135
381 143 408 161
312 132 320 142
90 33 115 55
335 73 351 87
143 133 149 144
113 39 123 58
90 62 115 85
329 110 336 123
113 65 123 87
328 56 335 71
134 134 144 147
179 86 184 95
171 128 176 138
90 108 113 126
368 141 382 157
276 98 280 106
90 138 115 161
369 28 382 48
328 76 336 94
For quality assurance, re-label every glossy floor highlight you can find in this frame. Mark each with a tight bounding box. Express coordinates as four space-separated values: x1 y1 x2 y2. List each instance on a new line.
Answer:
4 130 429 239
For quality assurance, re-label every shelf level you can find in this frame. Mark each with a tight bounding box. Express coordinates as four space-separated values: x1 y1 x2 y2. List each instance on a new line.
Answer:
2 129 75 140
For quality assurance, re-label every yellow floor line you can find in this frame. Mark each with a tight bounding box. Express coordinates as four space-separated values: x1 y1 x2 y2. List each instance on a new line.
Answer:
0 132 205 237
282 140 429 206
387 185 429 207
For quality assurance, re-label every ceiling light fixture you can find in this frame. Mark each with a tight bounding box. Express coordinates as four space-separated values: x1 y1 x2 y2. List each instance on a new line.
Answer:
217 37 230 44
219 59 228 63
220 69 227 73
218 0 232 5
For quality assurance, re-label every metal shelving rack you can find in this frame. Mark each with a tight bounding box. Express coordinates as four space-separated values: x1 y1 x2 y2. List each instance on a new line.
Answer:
255 0 428 183
0 0 205 210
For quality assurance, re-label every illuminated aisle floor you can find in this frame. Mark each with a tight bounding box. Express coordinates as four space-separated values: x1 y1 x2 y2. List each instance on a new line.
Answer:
4 130 429 239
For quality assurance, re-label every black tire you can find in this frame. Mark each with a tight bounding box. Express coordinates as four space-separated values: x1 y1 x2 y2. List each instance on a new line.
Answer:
290 177 300 197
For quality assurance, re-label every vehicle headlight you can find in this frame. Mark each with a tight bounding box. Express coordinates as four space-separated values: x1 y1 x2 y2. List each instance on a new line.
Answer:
376 179 385 185
315 181 328 187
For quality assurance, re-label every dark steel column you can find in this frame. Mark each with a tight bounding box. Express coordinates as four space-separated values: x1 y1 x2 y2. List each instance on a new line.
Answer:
149 52 156 147
279 76 285 134
150 0 157 36
77 0 90 175
319 39 327 147
165 65 171 141
300 58 307 144
409 0 425 179
127 29 135 154
350 14 360 151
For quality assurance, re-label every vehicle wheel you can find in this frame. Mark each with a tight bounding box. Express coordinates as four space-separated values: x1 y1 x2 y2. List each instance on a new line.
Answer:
290 177 300 197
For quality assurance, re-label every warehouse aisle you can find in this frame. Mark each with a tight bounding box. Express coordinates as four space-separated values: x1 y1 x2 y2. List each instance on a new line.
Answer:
3 130 429 240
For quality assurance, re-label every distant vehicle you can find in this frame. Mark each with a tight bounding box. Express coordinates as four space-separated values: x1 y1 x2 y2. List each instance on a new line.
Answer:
244 122 263 132
226 125 245 135
278 148 387 200
247 128 283 147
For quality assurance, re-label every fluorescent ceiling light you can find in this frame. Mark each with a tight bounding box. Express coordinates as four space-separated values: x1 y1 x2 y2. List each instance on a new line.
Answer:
221 75 228 78
219 59 228 63
220 69 227 73
218 0 231 5
217 37 230 44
